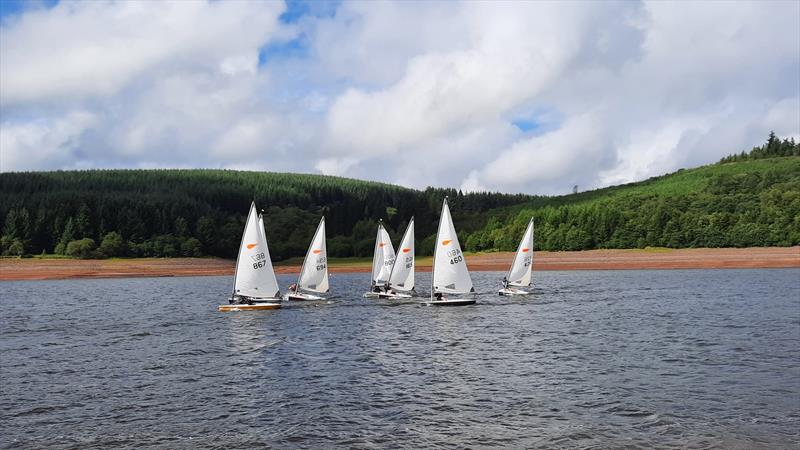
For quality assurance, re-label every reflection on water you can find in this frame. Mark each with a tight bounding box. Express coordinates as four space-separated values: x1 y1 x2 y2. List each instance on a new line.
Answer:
1 269 799 449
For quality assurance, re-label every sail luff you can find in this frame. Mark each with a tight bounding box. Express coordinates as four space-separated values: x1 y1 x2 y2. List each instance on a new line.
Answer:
370 222 383 285
231 202 256 298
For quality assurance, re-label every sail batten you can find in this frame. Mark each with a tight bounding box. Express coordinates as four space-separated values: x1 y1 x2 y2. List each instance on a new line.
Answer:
432 199 473 295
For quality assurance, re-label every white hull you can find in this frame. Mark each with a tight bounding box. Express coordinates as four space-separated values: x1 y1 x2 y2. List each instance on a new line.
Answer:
219 303 281 312
364 290 413 299
421 298 477 306
498 287 531 296
378 291 413 299
284 292 326 301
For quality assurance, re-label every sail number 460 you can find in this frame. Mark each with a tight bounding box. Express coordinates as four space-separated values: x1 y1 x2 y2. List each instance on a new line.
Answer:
447 249 463 265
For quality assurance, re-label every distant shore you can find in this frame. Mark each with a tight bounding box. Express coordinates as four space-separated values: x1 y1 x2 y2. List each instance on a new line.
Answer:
1 247 797 282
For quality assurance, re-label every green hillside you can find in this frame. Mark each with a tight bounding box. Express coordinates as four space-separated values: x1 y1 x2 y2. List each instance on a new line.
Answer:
465 156 800 251
1 134 798 258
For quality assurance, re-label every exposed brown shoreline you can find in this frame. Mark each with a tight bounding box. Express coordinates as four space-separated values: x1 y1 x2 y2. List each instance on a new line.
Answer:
1 247 797 282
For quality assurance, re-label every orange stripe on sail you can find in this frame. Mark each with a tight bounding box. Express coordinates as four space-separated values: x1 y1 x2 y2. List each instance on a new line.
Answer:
312 249 321 254
442 240 452 246
246 243 257 249
402 248 411 253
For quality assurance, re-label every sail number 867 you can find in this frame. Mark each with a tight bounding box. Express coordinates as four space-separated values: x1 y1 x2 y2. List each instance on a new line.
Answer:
252 252 267 269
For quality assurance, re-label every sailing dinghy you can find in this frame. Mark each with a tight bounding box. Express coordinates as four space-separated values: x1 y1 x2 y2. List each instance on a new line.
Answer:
499 218 534 296
379 217 415 299
285 217 329 301
424 198 476 306
363 220 396 298
219 203 282 312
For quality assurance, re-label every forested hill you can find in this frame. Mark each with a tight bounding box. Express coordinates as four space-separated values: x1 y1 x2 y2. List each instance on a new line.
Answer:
1 134 798 259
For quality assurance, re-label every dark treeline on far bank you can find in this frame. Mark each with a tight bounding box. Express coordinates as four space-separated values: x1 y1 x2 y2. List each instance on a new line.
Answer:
1 134 798 259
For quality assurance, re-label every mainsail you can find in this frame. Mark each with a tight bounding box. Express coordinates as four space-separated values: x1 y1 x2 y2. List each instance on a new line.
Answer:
232 203 280 298
432 198 473 295
388 218 414 292
371 222 396 285
297 217 329 293
506 218 534 287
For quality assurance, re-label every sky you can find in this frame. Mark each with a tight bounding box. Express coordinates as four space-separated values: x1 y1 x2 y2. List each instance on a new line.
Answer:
0 0 798 195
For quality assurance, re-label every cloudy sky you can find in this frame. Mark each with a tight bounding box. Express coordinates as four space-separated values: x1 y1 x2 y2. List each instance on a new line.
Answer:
1 0 798 195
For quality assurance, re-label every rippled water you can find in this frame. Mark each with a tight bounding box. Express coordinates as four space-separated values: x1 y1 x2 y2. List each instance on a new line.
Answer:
1 269 799 449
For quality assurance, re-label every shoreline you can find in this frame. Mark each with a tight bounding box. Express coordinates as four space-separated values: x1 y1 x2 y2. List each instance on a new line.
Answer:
1 247 797 282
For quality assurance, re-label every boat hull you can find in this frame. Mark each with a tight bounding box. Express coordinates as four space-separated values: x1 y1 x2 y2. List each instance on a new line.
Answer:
378 291 413 299
284 293 326 301
498 287 531 296
421 298 477 306
219 303 281 312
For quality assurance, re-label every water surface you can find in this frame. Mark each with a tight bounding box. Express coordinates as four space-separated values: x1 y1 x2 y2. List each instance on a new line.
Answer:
1 269 799 449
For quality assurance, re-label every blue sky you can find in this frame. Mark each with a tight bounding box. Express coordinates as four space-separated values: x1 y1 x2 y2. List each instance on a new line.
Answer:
1 0 798 195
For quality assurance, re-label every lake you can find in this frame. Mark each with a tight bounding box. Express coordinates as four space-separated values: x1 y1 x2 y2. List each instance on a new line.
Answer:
1 269 798 449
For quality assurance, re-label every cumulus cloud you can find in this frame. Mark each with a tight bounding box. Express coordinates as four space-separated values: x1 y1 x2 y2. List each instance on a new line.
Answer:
1 0 798 195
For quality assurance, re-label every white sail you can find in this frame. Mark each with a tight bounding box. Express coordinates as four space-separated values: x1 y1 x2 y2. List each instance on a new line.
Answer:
388 218 414 291
506 218 534 287
373 223 396 284
432 198 473 294
298 217 329 293
233 203 280 298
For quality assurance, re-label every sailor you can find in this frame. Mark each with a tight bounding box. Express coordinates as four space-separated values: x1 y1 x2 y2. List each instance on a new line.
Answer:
373 285 381 293
502 276 508 289
289 283 298 293
434 292 444 301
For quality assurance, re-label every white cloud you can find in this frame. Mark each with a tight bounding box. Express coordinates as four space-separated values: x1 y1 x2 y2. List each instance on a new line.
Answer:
0 0 798 195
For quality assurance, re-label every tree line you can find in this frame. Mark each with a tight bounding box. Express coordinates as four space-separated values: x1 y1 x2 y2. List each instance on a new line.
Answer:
1 134 797 259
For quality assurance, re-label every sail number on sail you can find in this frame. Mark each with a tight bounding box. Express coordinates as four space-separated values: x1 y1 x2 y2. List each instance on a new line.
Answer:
447 248 463 265
251 252 267 270
315 256 327 271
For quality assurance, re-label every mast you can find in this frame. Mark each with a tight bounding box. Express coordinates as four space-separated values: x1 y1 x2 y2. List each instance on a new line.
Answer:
431 198 447 302
231 201 255 298
297 216 325 293
371 219 383 288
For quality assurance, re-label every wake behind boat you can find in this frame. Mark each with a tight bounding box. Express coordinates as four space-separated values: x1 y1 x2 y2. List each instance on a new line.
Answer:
499 217 535 296
219 203 282 312
423 198 476 306
285 216 329 301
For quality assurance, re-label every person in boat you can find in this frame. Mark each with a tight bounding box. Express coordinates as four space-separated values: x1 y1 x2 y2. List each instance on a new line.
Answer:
288 283 298 294
372 285 381 293
434 292 444 301
502 277 509 289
